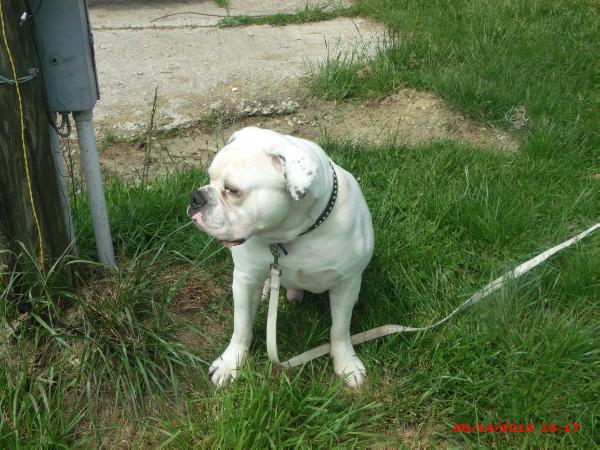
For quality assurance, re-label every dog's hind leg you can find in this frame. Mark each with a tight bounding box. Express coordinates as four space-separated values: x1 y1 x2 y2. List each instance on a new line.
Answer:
286 288 304 304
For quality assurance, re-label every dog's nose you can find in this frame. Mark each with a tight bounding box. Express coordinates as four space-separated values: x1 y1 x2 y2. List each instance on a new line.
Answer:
190 190 207 209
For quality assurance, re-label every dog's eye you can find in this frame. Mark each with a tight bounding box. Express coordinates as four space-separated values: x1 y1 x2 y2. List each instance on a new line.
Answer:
224 186 239 196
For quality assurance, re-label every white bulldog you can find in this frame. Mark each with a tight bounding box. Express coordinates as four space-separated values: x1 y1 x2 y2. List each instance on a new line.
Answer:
188 127 374 388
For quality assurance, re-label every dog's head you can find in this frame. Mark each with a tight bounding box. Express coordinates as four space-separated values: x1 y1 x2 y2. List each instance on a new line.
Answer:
187 127 329 246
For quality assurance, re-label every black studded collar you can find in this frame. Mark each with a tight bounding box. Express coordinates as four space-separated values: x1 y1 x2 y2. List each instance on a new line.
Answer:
270 160 338 263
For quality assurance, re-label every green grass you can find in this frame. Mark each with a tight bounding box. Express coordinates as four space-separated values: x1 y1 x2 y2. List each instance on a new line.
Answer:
156 364 385 447
3 140 597 446
2 0 600 447
0 240 210 446
307 0 599 153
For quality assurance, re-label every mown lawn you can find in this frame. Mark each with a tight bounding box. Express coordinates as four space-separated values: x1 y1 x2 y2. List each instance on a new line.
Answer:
1 0 599 447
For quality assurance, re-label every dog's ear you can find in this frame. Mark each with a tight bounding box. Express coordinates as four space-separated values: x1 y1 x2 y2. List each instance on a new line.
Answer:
226 131 238 144
272 145 325 201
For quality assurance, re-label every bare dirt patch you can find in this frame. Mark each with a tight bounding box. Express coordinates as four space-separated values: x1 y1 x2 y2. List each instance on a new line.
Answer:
99 87 518 180
161 264 232 355
307 90 517 149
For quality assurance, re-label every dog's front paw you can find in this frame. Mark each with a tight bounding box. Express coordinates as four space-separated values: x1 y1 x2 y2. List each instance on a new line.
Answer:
331 347 366 389
208 345 248 388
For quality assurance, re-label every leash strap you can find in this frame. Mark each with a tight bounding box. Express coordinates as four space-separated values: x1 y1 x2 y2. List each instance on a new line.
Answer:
266 263 287 366
266 223 599 369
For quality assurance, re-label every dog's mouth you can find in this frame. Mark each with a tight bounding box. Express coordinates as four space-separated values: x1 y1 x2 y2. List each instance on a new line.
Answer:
187 208 246 247
219 239 246 247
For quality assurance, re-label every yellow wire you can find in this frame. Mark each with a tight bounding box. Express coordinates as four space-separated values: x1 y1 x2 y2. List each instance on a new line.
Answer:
0 1 45 273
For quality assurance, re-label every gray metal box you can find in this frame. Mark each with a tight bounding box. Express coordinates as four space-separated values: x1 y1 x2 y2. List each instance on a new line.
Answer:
32 0 99 112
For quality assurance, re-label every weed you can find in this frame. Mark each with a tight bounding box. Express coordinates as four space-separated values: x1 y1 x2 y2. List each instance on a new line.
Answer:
140 86 159 189
200 109 228 128
218 4 355 28
213 0 229 9
99 129 120 152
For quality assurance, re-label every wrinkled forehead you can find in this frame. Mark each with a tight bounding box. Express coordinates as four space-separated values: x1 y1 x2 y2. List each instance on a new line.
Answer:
208 145 274 185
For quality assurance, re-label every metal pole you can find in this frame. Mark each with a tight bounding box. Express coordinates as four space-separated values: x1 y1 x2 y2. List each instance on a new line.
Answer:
73 110 116 268
48 124 78 255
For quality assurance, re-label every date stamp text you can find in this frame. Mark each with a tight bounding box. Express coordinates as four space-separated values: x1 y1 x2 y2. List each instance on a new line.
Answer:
452 423 580 434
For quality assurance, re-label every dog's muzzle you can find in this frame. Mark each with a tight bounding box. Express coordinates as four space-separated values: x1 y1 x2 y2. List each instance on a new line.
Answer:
188 188 246 247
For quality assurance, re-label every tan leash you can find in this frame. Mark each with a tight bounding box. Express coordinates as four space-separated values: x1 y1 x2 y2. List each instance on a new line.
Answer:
266 223 600 369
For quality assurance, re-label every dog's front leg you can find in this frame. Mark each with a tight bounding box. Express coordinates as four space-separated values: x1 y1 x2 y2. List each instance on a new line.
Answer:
209 270 261 388
329 277 366 389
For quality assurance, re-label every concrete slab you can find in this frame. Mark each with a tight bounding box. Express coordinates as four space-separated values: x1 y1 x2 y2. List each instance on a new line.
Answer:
90 14 384 133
